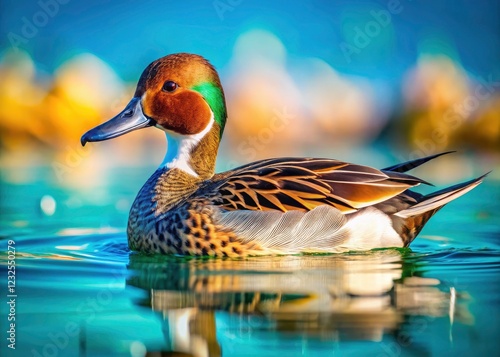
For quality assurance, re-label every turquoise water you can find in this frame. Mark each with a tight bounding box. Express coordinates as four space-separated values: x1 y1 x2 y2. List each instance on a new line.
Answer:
0 166 499 357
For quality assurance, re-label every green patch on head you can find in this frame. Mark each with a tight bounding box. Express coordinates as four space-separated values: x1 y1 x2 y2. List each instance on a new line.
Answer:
191 82 227 136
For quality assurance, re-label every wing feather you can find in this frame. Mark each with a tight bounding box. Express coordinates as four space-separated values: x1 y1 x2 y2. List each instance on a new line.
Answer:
214 205 349 252
205 157 426 213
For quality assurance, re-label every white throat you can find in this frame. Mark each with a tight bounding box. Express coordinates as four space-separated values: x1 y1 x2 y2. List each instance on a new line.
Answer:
159 114 214 177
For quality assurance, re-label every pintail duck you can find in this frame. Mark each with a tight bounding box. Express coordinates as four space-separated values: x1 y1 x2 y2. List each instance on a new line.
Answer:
81 53 486 257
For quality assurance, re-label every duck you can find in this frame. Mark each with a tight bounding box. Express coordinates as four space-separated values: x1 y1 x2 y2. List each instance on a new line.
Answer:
81 53 486 257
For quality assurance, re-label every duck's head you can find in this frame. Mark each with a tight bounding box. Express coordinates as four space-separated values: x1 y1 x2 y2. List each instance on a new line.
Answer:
81 53 227 177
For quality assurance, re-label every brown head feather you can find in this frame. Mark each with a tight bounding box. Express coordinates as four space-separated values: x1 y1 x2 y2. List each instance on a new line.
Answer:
136 53 223 136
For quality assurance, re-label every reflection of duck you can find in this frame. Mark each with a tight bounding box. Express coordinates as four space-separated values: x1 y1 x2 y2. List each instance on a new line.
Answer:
82 53 486 256
127 252 471 356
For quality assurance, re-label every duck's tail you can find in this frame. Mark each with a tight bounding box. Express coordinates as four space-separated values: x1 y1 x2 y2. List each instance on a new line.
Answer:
394 173 487 246
383 153 488 246
395 173 487 220
382 151 456 174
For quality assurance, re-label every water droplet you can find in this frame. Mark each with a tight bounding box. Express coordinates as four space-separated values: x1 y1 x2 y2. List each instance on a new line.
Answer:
40 195 56 216
129 341 146 357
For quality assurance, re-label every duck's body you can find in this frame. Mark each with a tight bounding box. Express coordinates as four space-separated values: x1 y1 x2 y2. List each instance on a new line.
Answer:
81 53 486 257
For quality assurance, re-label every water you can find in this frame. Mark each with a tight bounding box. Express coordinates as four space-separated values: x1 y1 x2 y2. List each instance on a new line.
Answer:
0 166 499 357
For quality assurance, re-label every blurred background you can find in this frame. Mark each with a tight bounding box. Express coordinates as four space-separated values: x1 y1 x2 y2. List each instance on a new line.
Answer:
1 3 499 355
0 0 499 186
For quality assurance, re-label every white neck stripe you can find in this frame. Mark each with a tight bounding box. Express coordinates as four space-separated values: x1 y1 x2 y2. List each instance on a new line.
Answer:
158 112 214 178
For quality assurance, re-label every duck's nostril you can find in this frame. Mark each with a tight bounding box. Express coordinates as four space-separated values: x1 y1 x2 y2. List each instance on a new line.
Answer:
123 109 134 117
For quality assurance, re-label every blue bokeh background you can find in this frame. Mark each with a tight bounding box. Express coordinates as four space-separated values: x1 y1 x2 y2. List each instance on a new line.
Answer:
2 0 498 81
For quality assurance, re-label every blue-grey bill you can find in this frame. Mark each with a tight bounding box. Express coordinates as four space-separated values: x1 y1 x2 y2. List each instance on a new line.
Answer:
80 97 152 146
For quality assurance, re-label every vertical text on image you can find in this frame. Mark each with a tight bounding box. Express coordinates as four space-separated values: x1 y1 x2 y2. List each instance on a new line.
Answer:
6 239 17 350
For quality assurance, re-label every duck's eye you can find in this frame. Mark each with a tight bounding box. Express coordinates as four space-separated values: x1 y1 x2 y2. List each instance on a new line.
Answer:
162 81 178 92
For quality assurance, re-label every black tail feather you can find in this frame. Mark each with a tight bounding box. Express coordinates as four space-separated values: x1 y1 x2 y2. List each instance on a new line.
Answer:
383 151 455 173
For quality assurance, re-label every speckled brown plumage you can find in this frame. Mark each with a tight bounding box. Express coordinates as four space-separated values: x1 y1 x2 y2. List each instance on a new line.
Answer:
128 167 264 257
